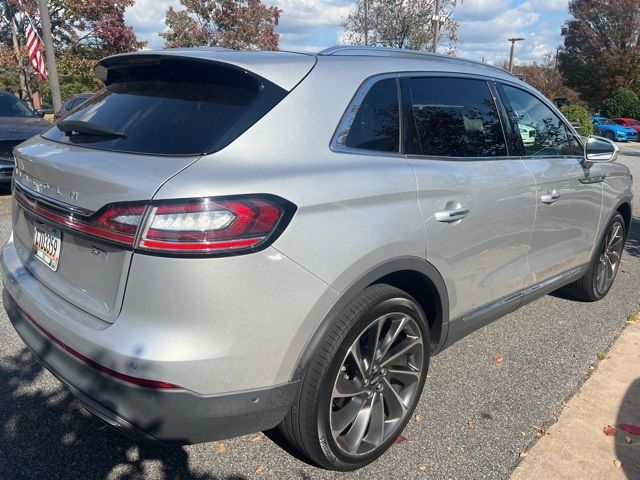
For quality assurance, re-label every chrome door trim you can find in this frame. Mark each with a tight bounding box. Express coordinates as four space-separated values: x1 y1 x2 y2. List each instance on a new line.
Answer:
462 291 522 322
461 266 584 322
522 267 583 296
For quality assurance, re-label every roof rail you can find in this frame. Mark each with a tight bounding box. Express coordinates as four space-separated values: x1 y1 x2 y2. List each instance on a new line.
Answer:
317 45 515 77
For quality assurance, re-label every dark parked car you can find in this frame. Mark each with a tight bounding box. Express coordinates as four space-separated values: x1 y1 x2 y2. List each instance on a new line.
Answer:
54 93 95 122
0 90 50 184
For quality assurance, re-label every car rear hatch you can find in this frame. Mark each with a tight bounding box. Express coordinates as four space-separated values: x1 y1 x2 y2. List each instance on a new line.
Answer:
10 51 315 323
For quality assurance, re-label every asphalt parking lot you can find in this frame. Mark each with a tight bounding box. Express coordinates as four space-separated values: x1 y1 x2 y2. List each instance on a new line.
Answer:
0 147 639 480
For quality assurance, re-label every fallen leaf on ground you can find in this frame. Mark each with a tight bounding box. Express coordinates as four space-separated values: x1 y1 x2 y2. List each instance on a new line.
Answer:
492 354 504 365
217 442 226 452
614 459 622 468
467 421 475 430
520 431 527 437
249 434 262 443
626 313 638 324
597 352 607 361
418 465 428 471
535 428 547 437
603 425 616 436
519 451 528 458
618 424 640 435
625 435 632 444
415 414 423 422
394 434 408 444
254 465 265 474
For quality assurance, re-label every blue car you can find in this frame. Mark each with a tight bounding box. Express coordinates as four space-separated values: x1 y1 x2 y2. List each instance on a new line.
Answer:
591 116 638 142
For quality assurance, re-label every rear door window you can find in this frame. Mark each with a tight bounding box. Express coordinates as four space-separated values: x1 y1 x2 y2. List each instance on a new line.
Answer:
43 58 287 156
344 78 400 153
406 77 507 157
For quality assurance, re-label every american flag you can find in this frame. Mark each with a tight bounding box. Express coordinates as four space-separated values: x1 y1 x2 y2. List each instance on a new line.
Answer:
25 19 47 81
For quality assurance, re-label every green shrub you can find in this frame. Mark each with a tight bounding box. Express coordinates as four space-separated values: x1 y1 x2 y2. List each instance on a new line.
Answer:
560 104 593 136
601 89 640 119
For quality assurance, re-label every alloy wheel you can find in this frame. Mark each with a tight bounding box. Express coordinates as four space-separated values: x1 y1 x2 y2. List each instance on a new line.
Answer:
595 220 624 295
329 312 424 456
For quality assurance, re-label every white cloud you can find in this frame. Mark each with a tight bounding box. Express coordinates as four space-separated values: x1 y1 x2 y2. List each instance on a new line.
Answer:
123 0 569 64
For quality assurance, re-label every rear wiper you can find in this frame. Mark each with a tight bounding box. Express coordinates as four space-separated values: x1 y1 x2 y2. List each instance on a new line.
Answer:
57 120 126 138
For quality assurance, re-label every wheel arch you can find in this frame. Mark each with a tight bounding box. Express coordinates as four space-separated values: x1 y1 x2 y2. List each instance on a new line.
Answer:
289 256 449 383
616 201 632 236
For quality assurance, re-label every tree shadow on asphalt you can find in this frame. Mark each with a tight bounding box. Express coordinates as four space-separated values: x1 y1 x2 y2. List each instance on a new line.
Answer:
615 378 640 479
0 347 247 480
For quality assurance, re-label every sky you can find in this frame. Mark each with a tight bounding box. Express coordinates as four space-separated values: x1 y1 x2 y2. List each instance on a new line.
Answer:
124 0 571 66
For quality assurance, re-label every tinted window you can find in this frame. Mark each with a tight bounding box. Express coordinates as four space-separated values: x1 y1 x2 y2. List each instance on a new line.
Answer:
0 92 36 118
501 85 572 157
406 77 506 157
345 79 399 152
43 59 286 155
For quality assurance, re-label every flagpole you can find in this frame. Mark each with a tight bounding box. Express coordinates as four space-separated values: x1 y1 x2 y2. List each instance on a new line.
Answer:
36 0 62 111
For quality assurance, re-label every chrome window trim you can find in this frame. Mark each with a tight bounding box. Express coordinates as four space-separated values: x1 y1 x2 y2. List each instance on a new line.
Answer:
330 71 544 160
330 73 402 157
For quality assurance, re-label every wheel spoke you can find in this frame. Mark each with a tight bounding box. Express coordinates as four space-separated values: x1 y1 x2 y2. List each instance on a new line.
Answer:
606 250 620 265
387 366 421 384
362 318 384 374
362 392 385 446
333 375 366 398
378 316 407 361
381 377 407 420
380 335 422 368
607 224 622 250
331 398 363 434
349 343 367 381
339 396 374 453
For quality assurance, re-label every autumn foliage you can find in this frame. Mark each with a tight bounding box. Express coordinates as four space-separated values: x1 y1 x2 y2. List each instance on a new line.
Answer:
160 0 281 51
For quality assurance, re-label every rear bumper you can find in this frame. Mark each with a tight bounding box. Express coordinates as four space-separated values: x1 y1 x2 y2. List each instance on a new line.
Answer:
3 289 298 444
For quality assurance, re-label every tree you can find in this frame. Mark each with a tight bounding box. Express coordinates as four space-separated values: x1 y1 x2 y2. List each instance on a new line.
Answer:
601 89 640 119
342 0 461 53
0 0 146 103
510 53 583 105
558 0 640 108
160 0 281 50
560 104 593 136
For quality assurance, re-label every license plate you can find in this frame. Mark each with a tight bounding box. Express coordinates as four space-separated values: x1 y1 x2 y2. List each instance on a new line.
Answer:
33 225 61 271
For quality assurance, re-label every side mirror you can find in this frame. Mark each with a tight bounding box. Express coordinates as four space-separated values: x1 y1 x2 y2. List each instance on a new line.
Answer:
33 109 45 118
584 135 618 163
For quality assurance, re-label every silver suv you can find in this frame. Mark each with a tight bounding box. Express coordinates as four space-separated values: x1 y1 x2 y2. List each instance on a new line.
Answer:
2 46 633 471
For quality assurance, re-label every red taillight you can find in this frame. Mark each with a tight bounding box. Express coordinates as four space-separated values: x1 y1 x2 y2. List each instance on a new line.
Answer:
15 188 145 246
16 186 294 256
139 197 286 253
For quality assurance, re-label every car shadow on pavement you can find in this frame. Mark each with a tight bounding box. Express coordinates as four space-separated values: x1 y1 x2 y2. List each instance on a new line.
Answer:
0 347 248 480
615 378 640 478
625 216 640 259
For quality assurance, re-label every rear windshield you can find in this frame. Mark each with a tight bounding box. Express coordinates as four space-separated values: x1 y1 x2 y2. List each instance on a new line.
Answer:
43 58 286 155
0 91 37 118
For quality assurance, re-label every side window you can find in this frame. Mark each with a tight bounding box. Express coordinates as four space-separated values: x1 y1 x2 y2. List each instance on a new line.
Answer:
501 85 572 157
406 77 507 157
344 78 399 153
64 99 77 111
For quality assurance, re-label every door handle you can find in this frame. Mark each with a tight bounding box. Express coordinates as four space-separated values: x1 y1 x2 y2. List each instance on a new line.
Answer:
435 208 470 223
540 191 561 204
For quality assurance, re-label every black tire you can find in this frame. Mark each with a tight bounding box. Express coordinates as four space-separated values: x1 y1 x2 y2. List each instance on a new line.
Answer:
561 212 626 301
605 131 616 142
279 284 430 471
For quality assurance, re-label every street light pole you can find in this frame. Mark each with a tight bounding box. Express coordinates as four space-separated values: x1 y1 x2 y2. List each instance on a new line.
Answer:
432 0 440 53
507 37 525 73
37 0 62 111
